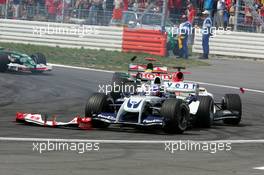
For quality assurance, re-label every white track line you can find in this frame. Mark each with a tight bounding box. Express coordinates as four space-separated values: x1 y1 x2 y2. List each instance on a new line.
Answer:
193 81 264 94
50 64 264 94
253 167 264 170
1 137 264 144
50 64 114 73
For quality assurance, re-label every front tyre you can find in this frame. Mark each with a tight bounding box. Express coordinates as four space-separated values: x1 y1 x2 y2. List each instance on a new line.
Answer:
195 96 214 128
31 53 47 65
30 53 47 73
161 99 190 134
85 93 113 128
222 94 242 125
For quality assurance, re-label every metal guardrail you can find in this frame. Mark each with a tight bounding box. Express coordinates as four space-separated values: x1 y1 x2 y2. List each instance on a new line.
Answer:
192 31 264 59
0 19 123 51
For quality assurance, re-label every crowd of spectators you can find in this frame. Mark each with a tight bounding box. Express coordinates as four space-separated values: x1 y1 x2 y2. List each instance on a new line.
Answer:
0 0 263 32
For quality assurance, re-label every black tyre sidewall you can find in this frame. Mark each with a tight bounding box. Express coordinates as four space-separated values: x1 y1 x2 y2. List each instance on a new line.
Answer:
85 93 113 128
31 53 47 65
0 55 10 72
161 99 189 134
223 94 242 125
195 96 214 128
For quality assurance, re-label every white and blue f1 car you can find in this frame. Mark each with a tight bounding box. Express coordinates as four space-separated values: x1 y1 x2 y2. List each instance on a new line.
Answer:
85 78 242 134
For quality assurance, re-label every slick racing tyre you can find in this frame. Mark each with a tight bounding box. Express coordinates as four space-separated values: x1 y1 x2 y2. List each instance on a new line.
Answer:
31 53 47 65
0 55 10 72
85 93 113 128
161 99 190 134
222 94 242 125
195 96 214 128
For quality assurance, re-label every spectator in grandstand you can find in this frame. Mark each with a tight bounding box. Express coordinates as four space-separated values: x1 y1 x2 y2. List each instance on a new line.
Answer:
257 3 264 32
46 0 56 21
228 1 235 30
12 0 20 19
203 0 214 16
223 7 229 28
97 0 104 25
225 0 232 10
36 0 44 17
199 10 212 59
244 5 253 26
26 0 35 19
215 0 225 28
64 0 72 19
190 0 199 8
178 15 192 59
110 0 122 25
168 0 183 23
175 0 183 19
56 0 64 21
187 3 196 24
212 0 217 26
123 0 128 11
87 0 102 25
0 0 6 18
103 0 114 25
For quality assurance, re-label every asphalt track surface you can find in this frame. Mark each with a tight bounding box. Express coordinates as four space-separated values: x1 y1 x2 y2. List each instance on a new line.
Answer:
0 59 264 175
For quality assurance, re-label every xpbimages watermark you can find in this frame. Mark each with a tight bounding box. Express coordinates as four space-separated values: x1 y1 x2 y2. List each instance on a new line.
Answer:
168 26 233 37
164 141 232 154
32 140 100 154
32 24 99 37
98 82 198 95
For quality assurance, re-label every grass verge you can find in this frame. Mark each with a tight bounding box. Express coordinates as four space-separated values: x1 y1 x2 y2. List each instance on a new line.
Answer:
0 43 209 71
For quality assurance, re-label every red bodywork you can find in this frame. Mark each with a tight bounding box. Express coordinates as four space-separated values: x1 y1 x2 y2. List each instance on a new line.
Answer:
128 60 190 82
16 112 92 130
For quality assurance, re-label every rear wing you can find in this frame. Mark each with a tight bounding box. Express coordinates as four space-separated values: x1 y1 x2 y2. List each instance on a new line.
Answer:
128 63 168 73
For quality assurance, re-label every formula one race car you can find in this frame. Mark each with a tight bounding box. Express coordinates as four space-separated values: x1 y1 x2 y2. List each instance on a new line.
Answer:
112 56 170 84
110 57 187 97
85 68 242 134
0 48 52 73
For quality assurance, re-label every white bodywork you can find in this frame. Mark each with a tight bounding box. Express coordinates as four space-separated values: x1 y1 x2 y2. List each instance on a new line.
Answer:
115 95 162 124
7 63 52 72
164 81 214 115
137 81 214 115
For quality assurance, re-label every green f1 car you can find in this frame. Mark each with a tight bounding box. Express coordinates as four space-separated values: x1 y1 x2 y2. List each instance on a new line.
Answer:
0 48 52 73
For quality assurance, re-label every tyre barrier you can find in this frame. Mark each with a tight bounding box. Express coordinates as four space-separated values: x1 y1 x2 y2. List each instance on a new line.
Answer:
122 27 167 56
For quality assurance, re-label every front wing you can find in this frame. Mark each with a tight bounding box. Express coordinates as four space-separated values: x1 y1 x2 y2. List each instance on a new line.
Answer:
16 112 92 130
8 63 52 72
93 112 164 126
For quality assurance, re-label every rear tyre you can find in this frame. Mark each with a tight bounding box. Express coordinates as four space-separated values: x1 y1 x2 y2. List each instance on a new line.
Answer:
161 99 189 134
195 96 214 128
31 53 47 65
85 93 112 128
222 94 242 125
0 55 9 72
